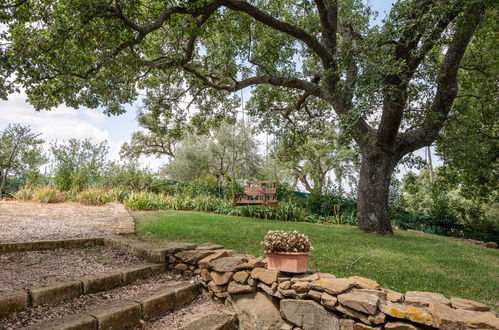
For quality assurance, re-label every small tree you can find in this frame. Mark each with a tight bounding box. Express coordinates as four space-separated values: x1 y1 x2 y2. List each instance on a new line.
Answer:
0 124 46 196
50 139 109 191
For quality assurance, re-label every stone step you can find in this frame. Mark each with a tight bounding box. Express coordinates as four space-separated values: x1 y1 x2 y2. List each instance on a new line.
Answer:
177 313 238 330
0 263 166 318
19 282 200 330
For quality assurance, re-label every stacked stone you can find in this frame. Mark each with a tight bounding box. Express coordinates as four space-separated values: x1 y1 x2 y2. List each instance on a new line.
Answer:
160 242 498 330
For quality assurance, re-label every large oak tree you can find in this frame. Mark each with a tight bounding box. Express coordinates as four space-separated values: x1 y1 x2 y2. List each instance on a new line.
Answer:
2 0 492 234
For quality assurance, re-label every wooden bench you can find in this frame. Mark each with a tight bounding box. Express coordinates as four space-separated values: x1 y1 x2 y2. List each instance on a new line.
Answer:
232 180 278 207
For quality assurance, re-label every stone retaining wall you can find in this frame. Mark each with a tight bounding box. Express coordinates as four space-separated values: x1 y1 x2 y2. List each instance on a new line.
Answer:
164 243 498 330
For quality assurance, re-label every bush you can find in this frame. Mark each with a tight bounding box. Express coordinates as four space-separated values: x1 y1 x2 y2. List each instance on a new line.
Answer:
12 186 33 201
304 192 357 218
100 162 162 192
31 186 65 203
77 187 113 205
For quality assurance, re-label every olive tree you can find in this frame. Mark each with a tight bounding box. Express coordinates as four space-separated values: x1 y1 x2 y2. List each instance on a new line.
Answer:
164 121 261 181
3 0 491 234
0 124 46 196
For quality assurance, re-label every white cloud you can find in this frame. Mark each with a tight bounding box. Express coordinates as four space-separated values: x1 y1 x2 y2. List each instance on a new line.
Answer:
0 92 109 142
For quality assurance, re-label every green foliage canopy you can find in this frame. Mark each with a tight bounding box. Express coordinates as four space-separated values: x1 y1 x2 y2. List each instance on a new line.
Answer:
2 0 493 233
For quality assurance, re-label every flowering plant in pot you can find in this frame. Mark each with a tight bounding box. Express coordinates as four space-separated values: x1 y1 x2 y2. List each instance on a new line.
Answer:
261 230 313 273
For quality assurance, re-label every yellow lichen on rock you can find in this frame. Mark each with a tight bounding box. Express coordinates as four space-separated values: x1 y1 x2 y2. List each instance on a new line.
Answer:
379 302 434 326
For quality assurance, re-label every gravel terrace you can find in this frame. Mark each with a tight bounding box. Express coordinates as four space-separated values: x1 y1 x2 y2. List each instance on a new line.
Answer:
0 201 134 242
0 273 228 330
0 247 146 294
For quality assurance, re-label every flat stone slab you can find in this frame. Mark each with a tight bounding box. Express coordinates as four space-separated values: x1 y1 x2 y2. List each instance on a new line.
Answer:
22 313 97 330
404 291 450 307
337 291 380 314
280 299 340 330
310 278 356 295
199 250 236 268
450 297 490 311
85 301 141 329
178 313 237 330
251 268 280 285
0 290 28 317
128 285 178 319
209 256 249 272
379 302 434 326
175 250 216 264
121 264 153 284
163 242 198 254
29 281 82 307
196 243 224 250
81 272 122 294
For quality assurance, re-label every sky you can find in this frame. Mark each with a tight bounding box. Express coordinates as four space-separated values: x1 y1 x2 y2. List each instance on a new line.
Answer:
0 0 410 173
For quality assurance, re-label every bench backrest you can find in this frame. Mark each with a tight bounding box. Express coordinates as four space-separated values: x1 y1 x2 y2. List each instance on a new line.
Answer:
243 180 277 201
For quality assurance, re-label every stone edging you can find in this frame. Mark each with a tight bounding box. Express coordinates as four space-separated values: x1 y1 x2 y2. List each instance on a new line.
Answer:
0 238 104 253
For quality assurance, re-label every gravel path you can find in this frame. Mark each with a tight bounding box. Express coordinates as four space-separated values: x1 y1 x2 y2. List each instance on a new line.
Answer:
0 201 134 243
0 247 146 295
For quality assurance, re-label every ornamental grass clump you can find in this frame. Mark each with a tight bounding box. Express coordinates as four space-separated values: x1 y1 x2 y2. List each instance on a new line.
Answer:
261 230 313 253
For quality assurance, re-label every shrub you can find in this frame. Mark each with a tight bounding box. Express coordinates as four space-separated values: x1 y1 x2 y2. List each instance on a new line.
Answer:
12 186 33 201
77 187 112 205
304 192 357 218
261 230 313 253
31 186 65 203
100 162 162 192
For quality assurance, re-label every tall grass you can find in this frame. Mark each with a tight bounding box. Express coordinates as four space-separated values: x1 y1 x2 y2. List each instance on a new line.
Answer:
12 186 127 205
31 186 64 203
123 191 313 222
11 185 353 224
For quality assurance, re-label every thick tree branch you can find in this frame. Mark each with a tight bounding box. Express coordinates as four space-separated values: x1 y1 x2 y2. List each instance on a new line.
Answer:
111 0 223 35
222 0 332 66
376 0 463 150
313 0 337 59
181 64 328 99
397 4 485 155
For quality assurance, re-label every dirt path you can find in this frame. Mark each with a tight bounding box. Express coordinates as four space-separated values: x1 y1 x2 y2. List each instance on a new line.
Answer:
0 201 134 243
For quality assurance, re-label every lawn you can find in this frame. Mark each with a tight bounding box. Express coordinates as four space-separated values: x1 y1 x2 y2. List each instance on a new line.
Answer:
133 210 499 308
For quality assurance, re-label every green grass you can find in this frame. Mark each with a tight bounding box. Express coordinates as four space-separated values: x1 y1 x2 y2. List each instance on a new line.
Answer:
133 210 499 307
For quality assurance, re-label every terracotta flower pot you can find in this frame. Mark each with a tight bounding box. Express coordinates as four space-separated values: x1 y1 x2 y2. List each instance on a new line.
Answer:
265 251 309 273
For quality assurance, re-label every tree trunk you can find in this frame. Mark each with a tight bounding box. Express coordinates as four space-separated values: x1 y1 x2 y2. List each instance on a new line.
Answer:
0 170 8 197
357 151 399 235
